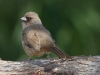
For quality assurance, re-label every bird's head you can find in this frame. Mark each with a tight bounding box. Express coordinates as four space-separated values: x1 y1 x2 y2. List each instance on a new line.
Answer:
21 12 42 28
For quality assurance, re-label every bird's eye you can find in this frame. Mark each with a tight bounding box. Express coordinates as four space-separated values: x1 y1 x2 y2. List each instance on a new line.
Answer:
26 17 32 21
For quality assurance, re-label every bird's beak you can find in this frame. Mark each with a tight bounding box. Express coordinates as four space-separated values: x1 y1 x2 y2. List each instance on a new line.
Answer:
21 17 27 21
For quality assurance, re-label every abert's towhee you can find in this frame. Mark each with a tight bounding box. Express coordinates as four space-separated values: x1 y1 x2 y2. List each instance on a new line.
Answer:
21 12 71 60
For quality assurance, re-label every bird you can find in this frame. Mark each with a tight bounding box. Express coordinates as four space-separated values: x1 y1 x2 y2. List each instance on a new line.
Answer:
21 12 71 60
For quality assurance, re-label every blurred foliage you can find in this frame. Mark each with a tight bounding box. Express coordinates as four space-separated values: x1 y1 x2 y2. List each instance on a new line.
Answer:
0 0 100 60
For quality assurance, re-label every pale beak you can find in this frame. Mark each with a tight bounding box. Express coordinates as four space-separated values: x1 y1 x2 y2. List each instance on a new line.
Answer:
21 17 27 21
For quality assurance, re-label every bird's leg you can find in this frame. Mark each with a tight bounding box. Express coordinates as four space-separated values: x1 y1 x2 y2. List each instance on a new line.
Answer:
46 52 51 59
28 55 33 60
47 54 50 59
20 55 32 61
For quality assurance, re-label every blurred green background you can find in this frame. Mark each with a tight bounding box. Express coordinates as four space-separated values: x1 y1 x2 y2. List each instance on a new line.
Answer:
0 0 100 61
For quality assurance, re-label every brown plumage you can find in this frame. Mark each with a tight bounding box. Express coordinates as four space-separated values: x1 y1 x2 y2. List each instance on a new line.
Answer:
21 12 71 60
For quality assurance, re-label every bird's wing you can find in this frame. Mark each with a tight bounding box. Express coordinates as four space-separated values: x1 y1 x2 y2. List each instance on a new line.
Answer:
26 28 55 51
26 30 41 51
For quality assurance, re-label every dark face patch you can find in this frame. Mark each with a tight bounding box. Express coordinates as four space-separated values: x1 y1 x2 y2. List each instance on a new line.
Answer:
26 17 32 22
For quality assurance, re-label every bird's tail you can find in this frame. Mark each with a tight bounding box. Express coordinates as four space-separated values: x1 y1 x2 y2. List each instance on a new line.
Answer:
50 47 71 60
